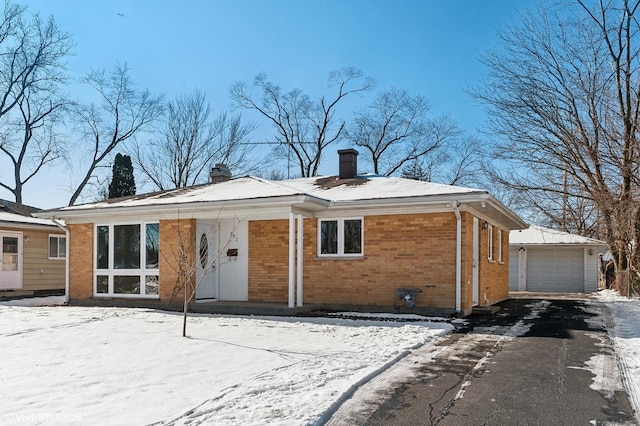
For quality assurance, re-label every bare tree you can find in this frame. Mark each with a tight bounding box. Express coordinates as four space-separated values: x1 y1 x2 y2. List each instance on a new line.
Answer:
1 90 67 203
0 1 72 204
131 90 255 190
399 134 484 187
347 88 459 176
231 67 374 177
69 63 163 205
471 0 640 289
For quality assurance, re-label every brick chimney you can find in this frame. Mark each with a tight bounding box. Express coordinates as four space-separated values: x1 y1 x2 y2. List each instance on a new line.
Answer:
209 163 231 183
338 149 358 179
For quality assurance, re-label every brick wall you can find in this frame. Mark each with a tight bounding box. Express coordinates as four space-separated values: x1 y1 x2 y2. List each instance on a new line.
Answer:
247 212 510 311
248 213 461 308
159 218 196 302
478 223 510 304
305 213 459 308
68 223 93 299
248 220 289 302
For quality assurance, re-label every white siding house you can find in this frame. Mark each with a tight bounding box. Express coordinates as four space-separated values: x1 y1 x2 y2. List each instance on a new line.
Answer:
509 226 606 293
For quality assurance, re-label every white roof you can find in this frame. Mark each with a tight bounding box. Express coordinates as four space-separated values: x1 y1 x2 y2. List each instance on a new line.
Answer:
38 175 527 230
510 225 605 246
279 175 482 201
46 175 485 211
0 211 59 228
56 177 302 211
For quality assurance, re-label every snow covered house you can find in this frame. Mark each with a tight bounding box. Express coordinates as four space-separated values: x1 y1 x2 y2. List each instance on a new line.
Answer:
36 150 527 316
509 225 606 293
0 200 66 293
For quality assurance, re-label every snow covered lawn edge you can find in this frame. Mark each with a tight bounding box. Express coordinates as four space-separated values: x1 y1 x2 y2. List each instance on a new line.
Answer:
0 301 452 425
595 290 640 424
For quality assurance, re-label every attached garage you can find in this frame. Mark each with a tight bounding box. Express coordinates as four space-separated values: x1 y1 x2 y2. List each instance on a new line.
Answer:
509 226 606 293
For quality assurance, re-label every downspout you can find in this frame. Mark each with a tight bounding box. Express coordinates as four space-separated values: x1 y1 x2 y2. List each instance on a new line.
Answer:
452 201 462 314
52 218 69 305
288 212 295 308
296 214 303 307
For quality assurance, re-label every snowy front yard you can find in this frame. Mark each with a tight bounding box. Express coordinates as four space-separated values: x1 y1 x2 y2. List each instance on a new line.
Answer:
0 298 451 425
2 292 640 425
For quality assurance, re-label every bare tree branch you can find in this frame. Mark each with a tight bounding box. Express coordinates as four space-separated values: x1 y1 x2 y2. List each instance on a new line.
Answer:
231 67 374 177
69 63 163 205
471 0 640 285
131 90 255 190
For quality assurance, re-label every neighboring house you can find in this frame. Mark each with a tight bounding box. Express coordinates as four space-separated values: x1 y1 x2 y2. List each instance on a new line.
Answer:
509 225 606 293
37 150 527 316
0 200 66 293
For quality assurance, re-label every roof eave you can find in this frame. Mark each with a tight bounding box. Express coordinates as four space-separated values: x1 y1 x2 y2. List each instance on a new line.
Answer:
35 194 330 221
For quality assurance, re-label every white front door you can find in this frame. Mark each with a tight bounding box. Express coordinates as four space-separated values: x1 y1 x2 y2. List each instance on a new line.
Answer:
195 222 218 300
472 218 479 305
0 232 22 290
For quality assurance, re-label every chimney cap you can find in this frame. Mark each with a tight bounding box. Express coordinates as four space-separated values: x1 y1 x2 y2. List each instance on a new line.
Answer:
338 148 359 156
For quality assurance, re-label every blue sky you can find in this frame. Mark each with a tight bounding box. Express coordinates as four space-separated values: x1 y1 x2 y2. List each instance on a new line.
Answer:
10 0 532 208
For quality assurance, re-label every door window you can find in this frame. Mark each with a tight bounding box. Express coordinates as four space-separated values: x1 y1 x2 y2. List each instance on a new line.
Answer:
2 236 18 271
199 233 209 269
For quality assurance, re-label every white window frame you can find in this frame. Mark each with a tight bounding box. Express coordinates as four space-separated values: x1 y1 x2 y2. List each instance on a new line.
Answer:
93 222 159 298
487 224 494 261
317 217 364 257
48 234 66 260
497 229 503 263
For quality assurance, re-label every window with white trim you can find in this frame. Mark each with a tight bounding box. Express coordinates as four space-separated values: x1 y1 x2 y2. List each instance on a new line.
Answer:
497 229 503 262
318 218 363 256
94 222 159 297
48 235 66 259
487 224 494 261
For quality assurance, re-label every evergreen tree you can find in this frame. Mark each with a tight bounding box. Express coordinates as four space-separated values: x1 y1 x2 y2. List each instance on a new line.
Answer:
108 153 136 198
400 158 430 181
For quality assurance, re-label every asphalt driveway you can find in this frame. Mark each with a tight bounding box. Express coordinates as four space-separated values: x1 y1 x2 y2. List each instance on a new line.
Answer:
327 298 636 426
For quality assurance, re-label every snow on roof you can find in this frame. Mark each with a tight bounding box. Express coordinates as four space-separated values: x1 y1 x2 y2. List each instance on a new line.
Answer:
510 225 605 246
0 211 59 227
54 176 305 211
279 175 484 201
47 175 486 213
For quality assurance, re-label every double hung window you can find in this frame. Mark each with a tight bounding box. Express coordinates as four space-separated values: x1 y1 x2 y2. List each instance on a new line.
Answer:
95 223 159 297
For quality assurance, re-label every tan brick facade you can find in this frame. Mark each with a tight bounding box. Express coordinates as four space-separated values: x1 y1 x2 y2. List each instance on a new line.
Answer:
159 218 196 302
246 212 510 312
302 213 458 308
68 223 93 299
67 212 510 314
248 220 289 302
478 222 510 305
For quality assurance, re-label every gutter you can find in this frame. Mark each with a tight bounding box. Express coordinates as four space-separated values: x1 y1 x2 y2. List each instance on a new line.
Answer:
453 201 462 314
51 218 69 305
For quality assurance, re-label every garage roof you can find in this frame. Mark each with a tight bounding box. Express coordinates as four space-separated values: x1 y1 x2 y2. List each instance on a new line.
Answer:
510 225 605 246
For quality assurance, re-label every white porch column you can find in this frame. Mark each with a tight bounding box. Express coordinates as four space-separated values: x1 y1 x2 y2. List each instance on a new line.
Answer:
288 212 295 308
296 214 304 307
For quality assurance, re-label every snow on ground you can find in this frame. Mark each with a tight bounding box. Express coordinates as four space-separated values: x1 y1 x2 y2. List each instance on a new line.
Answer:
594 290 640 421
0 298 452 425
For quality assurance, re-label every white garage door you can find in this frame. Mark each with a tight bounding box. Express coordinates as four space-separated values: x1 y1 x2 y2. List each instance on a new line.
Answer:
526 247 584 292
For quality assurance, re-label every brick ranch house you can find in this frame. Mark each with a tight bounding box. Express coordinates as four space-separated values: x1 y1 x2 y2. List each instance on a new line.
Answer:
37 150 527 316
